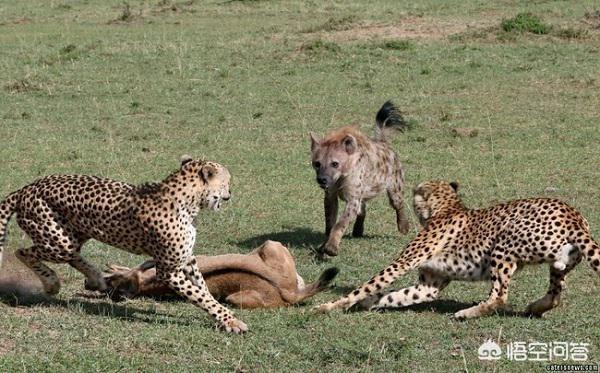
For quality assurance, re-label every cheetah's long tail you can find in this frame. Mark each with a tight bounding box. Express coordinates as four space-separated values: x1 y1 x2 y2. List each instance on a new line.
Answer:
0 191 19 269
577 234 600 275
374 100 408 142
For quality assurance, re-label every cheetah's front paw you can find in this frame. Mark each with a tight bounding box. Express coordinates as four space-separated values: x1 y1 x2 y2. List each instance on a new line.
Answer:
42 281 61 295
221 318 248 334
314 301 338 313
453 306 481 320
314 298 355 313
84 277 107 292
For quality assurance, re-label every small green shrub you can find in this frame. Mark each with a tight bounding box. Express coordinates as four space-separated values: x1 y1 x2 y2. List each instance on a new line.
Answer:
501 13 550 34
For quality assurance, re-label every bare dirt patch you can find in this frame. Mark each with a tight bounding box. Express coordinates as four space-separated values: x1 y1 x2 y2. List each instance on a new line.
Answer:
318 17 496 42
0 338 15 357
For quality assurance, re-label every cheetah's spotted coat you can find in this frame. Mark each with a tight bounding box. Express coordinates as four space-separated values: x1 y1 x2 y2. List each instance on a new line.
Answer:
317 181 600 318
0 156 247 333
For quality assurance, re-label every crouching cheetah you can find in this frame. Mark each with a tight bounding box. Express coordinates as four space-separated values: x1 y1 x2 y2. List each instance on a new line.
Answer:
310 101 410 257
0 156 247 333
316 180 599 319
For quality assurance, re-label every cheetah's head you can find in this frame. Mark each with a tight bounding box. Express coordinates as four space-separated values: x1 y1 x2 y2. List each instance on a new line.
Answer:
413 180 461 227
180 156 231 211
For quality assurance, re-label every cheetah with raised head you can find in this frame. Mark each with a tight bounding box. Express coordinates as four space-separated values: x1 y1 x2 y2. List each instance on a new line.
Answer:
310 101 410 257
0 156 247 333
317 180 599 318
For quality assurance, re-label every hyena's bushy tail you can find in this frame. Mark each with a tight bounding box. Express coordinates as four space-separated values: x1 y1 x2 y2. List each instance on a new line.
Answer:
374 100 408 141
0 191 19 269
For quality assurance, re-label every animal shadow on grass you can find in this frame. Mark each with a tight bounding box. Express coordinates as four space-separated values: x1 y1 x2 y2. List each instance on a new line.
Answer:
345 298 527 318
322 286 480 315
235 227 324 250
0 287 198 326
235 227 383 261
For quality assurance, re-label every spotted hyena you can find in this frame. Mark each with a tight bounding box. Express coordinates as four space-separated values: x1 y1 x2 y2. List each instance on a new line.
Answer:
310 101 410 257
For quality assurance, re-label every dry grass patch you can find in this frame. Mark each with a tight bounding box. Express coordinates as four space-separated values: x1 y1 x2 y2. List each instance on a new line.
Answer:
317 16 495 42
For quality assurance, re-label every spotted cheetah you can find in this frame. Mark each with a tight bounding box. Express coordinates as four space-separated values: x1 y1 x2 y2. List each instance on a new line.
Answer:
0 156 247 333
316 180 600 318
310 101 409 257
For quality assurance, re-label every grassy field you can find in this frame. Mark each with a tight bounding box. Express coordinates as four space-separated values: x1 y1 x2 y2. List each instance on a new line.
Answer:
1 0 599 371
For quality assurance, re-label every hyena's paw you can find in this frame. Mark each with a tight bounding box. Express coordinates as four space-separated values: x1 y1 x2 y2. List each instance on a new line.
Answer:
220 318 248 334
398 220 410 235
319 241 339 257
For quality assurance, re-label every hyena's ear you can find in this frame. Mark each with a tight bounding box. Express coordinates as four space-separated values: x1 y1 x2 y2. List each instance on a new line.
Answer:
200 164 217 183
342 135 357 154
449 181 459 192
310 132 321 151
180 154 193 167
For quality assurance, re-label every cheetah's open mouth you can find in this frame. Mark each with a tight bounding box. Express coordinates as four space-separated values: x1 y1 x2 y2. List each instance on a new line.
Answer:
208 197 222 211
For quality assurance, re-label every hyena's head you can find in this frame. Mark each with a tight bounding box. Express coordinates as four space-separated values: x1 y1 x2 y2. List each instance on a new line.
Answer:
309 127 363 190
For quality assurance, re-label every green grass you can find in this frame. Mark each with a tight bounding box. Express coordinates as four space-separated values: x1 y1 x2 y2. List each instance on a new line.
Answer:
501 13 551 34
0 1 599 371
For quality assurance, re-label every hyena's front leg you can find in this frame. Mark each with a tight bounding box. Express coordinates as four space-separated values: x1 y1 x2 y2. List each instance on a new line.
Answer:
387 190 409 235
352 201 367 238
320 198 360 256
387 168 409 234
157 259 248 333
324 191 339 237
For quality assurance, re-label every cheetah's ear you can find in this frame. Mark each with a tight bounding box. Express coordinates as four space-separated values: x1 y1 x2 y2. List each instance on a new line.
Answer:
449 181 459 192
200 164 216 183
180 155 193 167
342 135 356 154
310 132 321 152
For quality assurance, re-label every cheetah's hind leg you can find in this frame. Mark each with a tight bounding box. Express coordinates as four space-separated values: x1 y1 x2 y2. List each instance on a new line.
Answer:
15 201 103 294
454 251 518 320
526 249 582 317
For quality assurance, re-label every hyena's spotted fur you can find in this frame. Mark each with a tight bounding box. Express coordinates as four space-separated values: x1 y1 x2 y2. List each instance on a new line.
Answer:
310 101 410 257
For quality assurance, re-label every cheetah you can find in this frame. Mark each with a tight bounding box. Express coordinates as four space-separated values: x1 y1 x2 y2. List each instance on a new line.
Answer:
316 180 600 319
0 156 247 333
310 100 409 257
